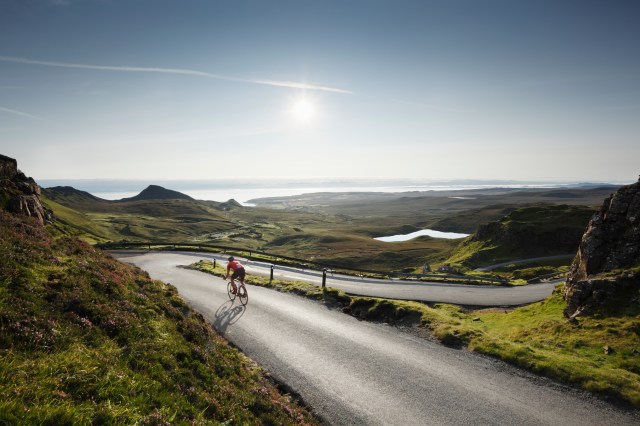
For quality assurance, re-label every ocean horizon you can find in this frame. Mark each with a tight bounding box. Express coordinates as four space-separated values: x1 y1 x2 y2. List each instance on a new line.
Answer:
37 178 626 205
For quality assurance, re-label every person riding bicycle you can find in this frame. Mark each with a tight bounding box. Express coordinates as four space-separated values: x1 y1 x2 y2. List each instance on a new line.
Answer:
224 256 246 294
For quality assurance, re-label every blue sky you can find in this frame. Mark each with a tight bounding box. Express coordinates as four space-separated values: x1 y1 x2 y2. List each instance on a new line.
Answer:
1 0 639 182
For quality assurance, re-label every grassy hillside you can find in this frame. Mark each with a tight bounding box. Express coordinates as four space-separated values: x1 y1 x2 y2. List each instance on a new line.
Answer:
0 210 316 424
41 196 120 243
42 188 234 244
446 204 595 269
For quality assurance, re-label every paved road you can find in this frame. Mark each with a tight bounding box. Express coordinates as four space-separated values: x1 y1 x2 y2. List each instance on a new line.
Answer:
118 250 558 306
115 252 638 426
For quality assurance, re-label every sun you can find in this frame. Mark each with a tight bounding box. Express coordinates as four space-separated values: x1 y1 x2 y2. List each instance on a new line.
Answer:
290 97 316 124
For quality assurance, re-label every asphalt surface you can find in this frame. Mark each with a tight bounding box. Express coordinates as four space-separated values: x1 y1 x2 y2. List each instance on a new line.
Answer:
116 250 558 306
114 252 639 426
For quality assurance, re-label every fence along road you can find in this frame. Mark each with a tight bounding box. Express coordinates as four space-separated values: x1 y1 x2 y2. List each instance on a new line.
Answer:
113 249 557 306
113 251 639 426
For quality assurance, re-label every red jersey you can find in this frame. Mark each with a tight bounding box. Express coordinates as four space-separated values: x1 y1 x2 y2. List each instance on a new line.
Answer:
227 260 244 272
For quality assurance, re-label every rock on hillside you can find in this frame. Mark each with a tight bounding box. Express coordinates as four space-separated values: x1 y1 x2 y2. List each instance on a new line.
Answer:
563 177 640 318
0 154 51 225
119 184 194 202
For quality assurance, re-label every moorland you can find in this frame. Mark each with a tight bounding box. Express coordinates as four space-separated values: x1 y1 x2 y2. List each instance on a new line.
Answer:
43 184 614 280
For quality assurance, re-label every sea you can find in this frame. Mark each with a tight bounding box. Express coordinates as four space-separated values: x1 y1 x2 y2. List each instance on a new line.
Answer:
37 178 622 205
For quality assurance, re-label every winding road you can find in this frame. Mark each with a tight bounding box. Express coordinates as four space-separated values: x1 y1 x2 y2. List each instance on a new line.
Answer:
117 250 559 306
114 251 639 425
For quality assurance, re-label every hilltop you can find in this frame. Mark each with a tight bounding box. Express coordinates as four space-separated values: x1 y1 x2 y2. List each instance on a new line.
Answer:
119 184 194 202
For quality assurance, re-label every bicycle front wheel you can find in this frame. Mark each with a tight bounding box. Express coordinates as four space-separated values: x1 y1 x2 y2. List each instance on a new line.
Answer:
237 284 248 306
227 281 236 301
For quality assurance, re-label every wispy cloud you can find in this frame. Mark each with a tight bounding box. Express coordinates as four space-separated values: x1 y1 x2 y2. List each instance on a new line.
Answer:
0 56 354 95
0 107 43 121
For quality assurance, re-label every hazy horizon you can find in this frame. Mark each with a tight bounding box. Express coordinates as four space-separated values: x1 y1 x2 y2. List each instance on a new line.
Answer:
2 1 639 182
38 177 629 204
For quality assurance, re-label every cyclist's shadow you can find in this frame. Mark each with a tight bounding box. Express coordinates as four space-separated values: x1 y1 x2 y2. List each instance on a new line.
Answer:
213 300 246 334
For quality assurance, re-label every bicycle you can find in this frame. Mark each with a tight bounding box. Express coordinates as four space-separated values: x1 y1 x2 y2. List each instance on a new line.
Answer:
226 279 248 306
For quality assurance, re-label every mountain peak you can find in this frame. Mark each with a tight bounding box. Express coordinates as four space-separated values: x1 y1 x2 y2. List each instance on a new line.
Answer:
121 185 194 202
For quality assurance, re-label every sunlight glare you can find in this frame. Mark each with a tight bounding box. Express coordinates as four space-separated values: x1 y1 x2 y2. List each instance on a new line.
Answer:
291 98 316 123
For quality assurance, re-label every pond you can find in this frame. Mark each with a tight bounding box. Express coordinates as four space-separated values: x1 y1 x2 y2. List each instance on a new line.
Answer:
374 229 469 242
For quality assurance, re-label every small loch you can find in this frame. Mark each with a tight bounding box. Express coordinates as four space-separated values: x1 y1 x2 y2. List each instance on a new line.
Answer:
375 229 469 242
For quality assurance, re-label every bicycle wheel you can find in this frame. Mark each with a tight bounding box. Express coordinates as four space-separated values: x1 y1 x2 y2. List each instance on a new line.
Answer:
237 284 248 306
227 281 237 301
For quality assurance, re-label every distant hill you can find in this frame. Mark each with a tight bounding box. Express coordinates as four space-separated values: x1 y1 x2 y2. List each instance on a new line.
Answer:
446 204 596 268
119 184 194 202
44 185 104 202
42 184 232 242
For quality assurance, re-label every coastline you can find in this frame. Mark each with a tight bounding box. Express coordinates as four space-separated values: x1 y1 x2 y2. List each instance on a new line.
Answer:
37 178 624 204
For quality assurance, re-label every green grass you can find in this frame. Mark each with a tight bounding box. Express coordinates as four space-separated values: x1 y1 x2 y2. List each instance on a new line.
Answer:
468 290 640 405
445 204 594 268
189 260 640 407
41 196 118 243
0 210 317 425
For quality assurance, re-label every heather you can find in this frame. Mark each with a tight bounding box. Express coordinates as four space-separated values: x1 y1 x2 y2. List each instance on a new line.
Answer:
0 210 316 424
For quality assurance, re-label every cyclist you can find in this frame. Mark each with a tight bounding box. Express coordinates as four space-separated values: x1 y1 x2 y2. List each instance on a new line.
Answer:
224 256 246 294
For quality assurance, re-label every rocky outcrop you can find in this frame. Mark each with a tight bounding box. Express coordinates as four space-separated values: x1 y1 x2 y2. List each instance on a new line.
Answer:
0 154 51 225
563 177 640 318
0 154 18 179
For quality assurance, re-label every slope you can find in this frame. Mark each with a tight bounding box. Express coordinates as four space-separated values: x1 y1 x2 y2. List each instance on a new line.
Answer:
0 210 316 424
43 186 234 243
446 204 596 268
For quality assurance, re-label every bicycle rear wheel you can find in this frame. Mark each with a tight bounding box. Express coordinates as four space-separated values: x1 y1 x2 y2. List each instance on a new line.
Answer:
227 281 237 301
237 284 248 306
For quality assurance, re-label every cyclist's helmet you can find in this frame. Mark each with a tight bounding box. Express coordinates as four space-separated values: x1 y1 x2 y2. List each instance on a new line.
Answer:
228 256 235 262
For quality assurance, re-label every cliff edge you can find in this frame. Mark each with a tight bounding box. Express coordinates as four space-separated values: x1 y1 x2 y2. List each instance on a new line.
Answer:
0 154 51 225
563 177 640 318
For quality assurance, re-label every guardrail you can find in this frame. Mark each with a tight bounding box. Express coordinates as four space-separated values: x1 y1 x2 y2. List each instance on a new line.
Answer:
96 241 508 285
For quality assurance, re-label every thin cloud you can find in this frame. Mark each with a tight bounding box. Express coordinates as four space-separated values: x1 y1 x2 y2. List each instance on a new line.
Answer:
0 106 42 121
0 56 354 95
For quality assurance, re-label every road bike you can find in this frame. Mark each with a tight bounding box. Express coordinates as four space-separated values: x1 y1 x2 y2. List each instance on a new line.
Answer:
226 279 248 306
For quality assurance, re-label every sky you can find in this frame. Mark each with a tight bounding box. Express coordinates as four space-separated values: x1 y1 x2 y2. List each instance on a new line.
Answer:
1 0 639 183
